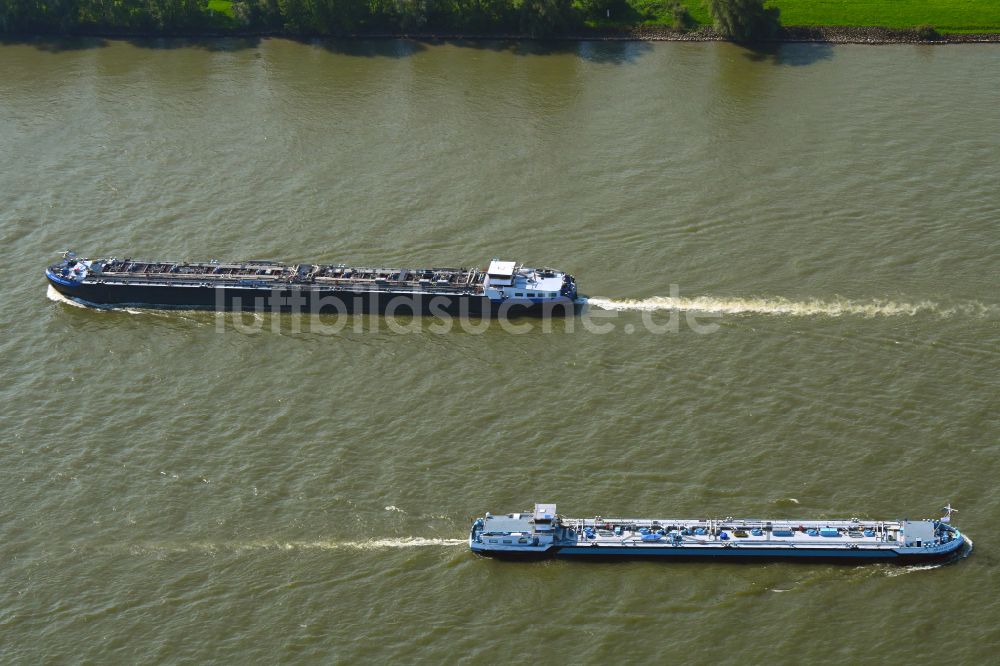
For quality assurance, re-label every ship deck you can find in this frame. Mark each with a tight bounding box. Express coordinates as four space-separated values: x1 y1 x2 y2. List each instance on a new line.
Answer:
563 517 902 546
80 259 487 293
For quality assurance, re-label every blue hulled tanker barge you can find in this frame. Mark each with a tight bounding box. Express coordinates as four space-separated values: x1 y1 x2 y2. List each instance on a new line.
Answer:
46 253 577 316
471 504 969 564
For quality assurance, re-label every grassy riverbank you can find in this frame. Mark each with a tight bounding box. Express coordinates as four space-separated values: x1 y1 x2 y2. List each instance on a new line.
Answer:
771 1 1000 34
555 1 1000 34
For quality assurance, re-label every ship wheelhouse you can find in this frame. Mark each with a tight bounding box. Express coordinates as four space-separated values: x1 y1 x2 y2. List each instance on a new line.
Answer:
470 503 562 552
483 260 576 302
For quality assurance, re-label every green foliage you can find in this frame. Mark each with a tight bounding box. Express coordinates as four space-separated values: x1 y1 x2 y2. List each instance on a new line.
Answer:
148 0 208 29
316 0 371 32
518 0 577 36
234 0 520 34
274 0 306 31
0 0 79 31
233 0 281 28
915 23 939 40
377 0 428 31
706 0 779 41
456 0 517 32
669 1 691 29
625 0 702 29
578 0 628 22
271 0 370 33
0 0 213 32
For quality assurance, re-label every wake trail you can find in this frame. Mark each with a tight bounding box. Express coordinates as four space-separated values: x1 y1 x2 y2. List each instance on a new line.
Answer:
128 537 467 555
582 295 998 318
882 562 947 577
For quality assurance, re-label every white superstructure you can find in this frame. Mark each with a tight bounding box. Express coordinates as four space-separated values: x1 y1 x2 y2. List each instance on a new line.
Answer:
484 261 572 302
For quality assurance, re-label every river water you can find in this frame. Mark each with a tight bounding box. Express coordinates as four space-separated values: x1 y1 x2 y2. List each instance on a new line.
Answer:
1 37 998 662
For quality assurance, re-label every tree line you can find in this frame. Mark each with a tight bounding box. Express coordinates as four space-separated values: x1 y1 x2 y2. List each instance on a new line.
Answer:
0 0 779 40
241 0 585 37
0 0 209 32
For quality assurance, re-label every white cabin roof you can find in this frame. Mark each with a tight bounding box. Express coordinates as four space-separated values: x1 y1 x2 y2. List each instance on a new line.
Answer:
487 260 516 277
534 503 557 521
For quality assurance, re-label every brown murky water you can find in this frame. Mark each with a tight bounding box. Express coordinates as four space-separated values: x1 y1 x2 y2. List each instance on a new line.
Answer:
2 38 998 662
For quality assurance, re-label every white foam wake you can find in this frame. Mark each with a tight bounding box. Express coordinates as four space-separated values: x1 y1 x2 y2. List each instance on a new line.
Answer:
46 285 203 317
131 537 467 555
331 537 466 550
47 284 150 314
583 295 995 318
880 535 973 577
46 284 93 309
882 562 947 577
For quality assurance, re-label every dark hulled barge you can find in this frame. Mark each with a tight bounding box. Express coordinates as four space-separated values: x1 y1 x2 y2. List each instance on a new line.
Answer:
470 504 969 564
46 253 577 316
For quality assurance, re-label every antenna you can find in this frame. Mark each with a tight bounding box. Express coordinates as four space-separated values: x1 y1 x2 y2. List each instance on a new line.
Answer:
941 504 957 523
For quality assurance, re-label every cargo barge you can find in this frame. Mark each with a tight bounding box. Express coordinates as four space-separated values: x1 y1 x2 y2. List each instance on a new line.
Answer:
46 252 577 316
470 504 969 564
